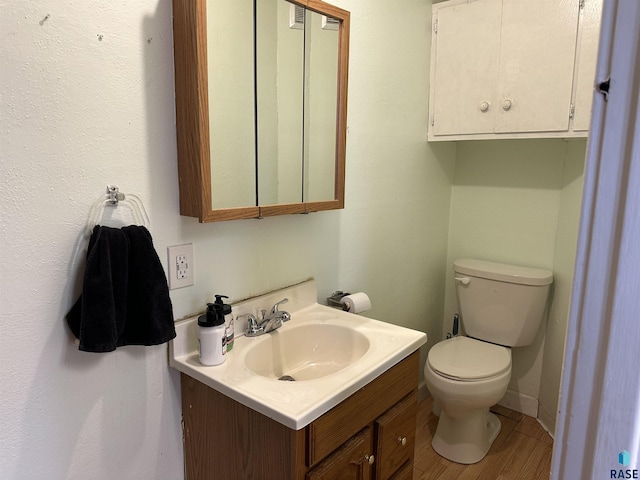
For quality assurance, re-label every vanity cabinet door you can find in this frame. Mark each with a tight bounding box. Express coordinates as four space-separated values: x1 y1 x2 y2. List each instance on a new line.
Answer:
306 427 373 480
388 461 413 480
374 391 417 480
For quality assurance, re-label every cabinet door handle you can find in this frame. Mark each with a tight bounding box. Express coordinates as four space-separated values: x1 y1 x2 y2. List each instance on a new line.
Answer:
479 101 490 112
502 99 513 111
397 436 407 446
364 454 375 465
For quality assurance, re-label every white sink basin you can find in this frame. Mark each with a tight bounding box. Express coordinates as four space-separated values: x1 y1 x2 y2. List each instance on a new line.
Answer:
169 279 427 429
244 324 370 381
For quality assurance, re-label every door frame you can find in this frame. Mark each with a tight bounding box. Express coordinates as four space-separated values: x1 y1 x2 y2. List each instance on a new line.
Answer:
552 0 640 478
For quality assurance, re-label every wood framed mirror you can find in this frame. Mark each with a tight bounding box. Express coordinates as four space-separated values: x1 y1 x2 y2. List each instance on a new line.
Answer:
172 0 350 222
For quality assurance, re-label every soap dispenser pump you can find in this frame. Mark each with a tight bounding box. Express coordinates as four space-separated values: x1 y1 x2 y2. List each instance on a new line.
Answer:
197 301 226 366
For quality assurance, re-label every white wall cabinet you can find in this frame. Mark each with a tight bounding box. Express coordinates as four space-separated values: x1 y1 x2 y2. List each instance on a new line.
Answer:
428 0 602 141
572 0 603 132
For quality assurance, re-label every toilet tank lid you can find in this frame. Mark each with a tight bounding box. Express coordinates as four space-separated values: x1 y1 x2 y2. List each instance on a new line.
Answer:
454 259 553 286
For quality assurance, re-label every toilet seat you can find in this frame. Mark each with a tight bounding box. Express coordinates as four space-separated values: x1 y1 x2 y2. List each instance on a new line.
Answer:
428 336 510 381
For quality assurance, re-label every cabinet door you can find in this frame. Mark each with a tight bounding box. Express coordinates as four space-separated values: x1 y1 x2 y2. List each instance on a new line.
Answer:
306 428 373 480
573 0 603 131
495 0 580 133
430 0 502 136
374 392 417 480
388 462 413 480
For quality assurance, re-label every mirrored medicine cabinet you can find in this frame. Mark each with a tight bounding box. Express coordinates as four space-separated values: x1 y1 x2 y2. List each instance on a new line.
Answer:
172 0 350 222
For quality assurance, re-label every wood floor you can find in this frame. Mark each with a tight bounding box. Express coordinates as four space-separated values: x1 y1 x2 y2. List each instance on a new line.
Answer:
412 396 553 480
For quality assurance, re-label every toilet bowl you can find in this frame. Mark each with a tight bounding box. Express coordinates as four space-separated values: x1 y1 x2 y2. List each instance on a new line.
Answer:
424 336 511 464
424 258 552 464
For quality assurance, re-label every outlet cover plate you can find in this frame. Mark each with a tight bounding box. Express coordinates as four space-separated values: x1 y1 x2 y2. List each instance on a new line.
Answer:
168 243 194 289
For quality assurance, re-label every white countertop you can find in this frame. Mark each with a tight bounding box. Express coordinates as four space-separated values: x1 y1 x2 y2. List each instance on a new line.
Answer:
169 280 427 430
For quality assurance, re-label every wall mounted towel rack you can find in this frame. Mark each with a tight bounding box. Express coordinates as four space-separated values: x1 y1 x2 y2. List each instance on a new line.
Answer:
86 185 150 235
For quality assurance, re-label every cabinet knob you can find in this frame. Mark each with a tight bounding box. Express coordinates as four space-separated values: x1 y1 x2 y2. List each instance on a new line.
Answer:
397 436 407 446
479 101 490 112
502 99 513 111
365 454 375 465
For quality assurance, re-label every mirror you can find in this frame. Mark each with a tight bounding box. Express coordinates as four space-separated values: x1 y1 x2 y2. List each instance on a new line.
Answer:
172 0 350 222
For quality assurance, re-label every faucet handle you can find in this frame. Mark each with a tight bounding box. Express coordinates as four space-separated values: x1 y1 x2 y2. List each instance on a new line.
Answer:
237 313 261 336
271 298 289 315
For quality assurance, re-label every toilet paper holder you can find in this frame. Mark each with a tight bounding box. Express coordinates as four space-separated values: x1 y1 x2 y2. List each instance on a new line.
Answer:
327 291 350 309
327 291 372 313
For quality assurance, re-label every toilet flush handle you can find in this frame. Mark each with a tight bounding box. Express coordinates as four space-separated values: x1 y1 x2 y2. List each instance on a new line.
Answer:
454 276 471 285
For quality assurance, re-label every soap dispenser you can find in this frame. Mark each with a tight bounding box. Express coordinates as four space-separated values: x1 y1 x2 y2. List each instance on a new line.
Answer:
214 295 234 352
198 302 226 366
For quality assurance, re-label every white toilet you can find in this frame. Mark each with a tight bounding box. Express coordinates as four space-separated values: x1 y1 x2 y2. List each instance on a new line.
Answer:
424 258 553 464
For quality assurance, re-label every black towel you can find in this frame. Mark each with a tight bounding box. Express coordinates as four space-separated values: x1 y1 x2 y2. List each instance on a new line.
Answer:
66 225 176 352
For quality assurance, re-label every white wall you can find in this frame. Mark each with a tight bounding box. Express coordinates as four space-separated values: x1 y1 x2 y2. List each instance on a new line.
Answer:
442 139 585 418
539 140 586 433
0 1 453 478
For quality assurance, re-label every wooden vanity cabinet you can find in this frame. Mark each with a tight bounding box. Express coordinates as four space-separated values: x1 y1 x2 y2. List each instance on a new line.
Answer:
181 351 420 480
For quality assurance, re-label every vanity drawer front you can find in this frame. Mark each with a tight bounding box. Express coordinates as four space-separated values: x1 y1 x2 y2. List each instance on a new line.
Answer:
375 391 417 480
307 352 419 467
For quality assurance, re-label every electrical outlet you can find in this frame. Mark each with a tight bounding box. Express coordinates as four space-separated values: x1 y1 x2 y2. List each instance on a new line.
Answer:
167 243 194 289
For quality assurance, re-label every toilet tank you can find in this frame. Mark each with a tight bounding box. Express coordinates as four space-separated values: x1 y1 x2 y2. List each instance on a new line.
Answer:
453 259 553 347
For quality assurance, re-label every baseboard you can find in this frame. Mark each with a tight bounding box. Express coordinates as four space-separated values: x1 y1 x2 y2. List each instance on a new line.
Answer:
537 403 556 439
498 388 538 417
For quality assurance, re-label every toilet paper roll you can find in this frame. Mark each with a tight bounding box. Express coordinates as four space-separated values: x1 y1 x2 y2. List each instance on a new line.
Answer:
340 292 371 314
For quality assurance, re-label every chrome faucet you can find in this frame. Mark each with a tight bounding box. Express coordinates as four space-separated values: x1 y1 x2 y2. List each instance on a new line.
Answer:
242 298 291 337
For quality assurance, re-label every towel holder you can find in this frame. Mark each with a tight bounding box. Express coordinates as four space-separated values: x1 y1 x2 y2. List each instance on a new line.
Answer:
86 185 150 235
